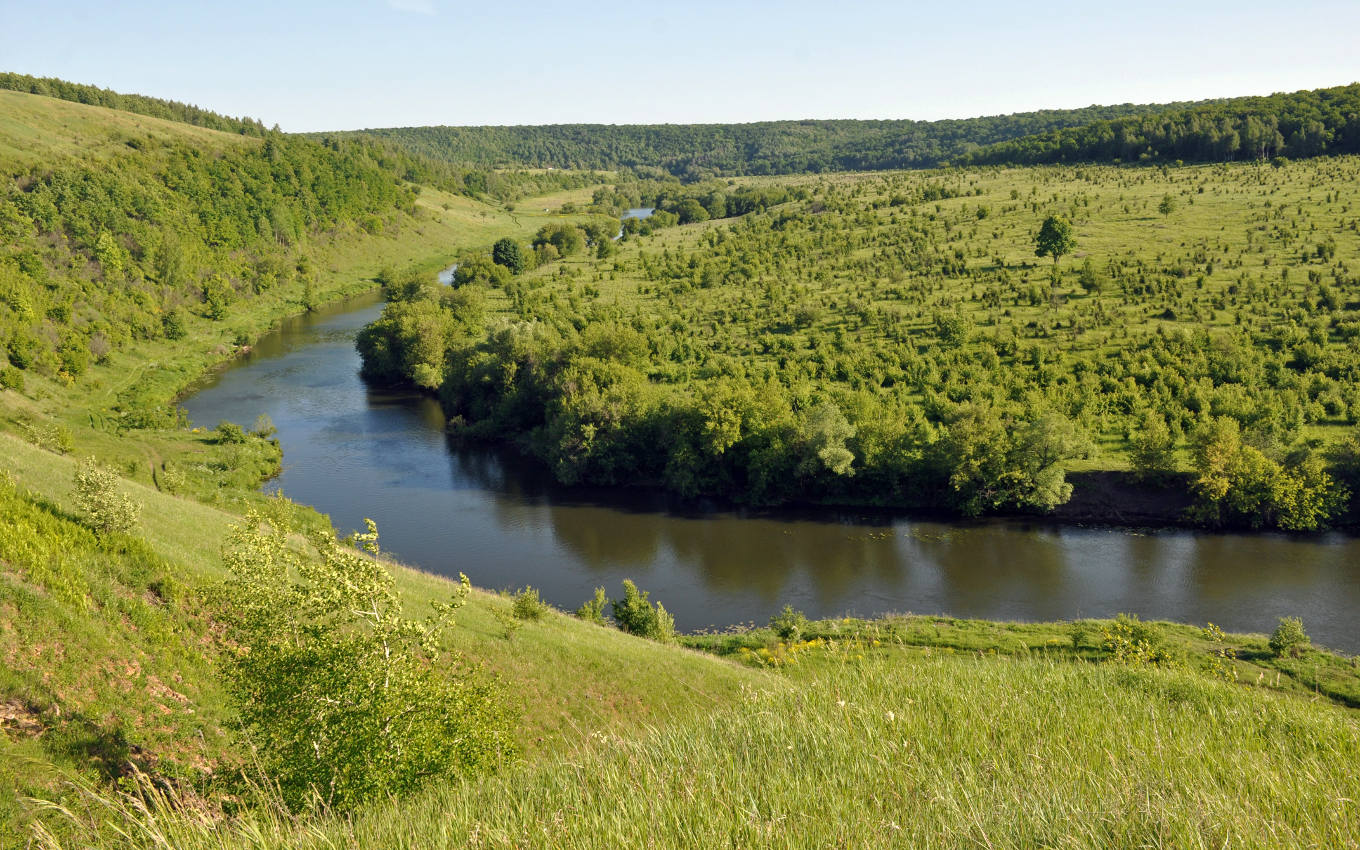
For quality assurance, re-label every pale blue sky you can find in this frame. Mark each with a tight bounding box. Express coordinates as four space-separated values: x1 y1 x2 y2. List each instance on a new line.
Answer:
3 0 1358 132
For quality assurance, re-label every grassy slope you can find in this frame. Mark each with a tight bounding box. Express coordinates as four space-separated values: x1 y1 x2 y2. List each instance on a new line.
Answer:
0 90 245 169
0 433 764 845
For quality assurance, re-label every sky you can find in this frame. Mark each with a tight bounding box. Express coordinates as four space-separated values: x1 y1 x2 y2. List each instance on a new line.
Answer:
3 0 1359 132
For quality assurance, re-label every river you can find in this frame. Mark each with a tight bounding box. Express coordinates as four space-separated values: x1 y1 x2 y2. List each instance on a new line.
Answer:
180 289 1360 652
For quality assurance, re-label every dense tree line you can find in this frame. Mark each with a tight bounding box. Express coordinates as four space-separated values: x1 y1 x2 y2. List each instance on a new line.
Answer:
956 84 1360 167
342 102 1199 178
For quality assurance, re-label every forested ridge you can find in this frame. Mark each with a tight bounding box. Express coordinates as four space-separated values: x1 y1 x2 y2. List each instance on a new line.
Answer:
957 83 1360 166
339 102 1199 177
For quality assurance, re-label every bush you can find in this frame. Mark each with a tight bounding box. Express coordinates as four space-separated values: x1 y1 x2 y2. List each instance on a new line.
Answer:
1128 415 1177 482
1101 613 1178 666
220 515 515 812
73 457 140 536
1269 616 1309 657
0 365 22 392
611 579 674 642
575 587 608 625
213 420 248 444
770 605 808 641
511 586 549 620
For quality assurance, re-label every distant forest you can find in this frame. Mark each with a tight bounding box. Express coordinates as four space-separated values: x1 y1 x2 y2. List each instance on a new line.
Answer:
350 85 1360 177
342 103 1200 178
956 85 1360 166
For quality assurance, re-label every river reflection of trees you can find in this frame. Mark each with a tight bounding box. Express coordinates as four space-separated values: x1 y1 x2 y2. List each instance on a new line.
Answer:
444 445 1360 648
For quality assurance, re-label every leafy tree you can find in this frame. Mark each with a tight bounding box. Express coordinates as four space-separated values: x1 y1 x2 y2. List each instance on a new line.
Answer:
1188 418 1346 530
219 513 515 812
1158 193 1177 217
1128 414 1177 482
491 237 527 274
1034 215 1076 265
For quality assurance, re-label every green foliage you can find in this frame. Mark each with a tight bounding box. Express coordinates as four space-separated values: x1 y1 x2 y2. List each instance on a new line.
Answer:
575 587 609 625
1101 614 1179 666
1188 418 1347 530
1034 215 1076 264
491 237 527 274
1128 414 1177 482
511 586 549 620
73 457 140 536
959 83 1360 167
610 580 674 642
933 407 1086 516
0 364 23 391
219 514 516 811
770 604 808 641
0 72 268 135
213 420 248 444
533 223 586 258
0 85 424 397
1158 193 1177 217
350 100 1206 177
1269 616 1310 657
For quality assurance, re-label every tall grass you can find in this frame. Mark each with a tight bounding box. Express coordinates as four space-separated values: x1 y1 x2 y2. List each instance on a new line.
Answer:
33 653 1360 849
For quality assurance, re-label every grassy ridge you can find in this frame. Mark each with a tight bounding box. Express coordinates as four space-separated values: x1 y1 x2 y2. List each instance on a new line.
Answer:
0 434 764 845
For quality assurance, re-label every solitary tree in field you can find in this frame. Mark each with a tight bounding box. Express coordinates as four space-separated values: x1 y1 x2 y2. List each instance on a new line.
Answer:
491 237 526 274
1034 215 1076 265
1158 193 1177 218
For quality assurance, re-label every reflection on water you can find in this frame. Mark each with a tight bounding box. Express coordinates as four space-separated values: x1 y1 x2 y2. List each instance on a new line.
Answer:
181 291 1360 652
